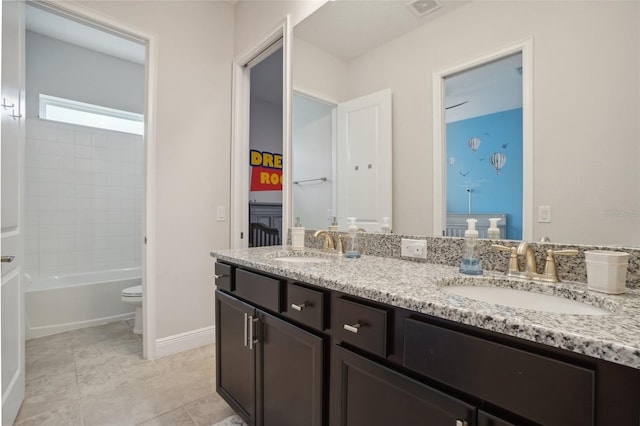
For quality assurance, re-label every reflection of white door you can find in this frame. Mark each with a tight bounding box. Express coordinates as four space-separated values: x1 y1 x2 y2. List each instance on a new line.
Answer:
336 89 392 231
1 0 26 423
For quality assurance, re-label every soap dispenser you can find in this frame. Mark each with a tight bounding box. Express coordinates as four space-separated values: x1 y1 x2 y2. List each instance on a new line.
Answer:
459 218 483 275
487 218 501 239
344 217 361 258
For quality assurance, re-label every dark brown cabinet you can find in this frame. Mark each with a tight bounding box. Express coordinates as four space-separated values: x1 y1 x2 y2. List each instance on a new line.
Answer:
331 345 476 426
215 261 640 426
216 291 256 424
258 311 324 426
215 270 326 426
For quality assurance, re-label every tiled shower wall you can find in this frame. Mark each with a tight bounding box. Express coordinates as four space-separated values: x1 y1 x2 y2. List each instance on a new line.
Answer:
25 118 144 278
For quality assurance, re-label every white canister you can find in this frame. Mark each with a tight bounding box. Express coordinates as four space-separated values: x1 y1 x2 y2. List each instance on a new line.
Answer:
291 227 305 251
584 250 629 294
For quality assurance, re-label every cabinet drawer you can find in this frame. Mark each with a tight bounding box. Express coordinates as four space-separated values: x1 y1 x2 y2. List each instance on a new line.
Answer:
214 263 234 292
404 318 594 426
235 269 282 312
334 297 389 357
285 283 326 331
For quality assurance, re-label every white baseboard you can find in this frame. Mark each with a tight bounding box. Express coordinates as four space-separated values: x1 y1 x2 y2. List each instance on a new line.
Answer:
154 325 216 358
26 312 135 340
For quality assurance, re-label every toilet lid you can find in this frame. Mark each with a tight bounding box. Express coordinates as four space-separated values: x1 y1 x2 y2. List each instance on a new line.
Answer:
122 285 142 296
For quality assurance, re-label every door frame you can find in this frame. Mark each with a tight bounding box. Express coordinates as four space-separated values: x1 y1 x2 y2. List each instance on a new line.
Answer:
33 1 159 359
432 38 533 241
231 17 292 249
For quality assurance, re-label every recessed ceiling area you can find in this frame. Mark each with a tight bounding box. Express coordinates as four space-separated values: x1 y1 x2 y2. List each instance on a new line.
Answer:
25 4 145 65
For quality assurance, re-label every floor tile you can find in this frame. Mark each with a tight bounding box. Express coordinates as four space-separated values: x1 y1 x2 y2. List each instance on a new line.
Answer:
15 400 82 426
136 406 196 426
184 393 237 426
21 320 237 426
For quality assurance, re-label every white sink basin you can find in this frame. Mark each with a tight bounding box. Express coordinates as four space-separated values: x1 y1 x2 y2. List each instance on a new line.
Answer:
444 285 611 315
272 256 333 264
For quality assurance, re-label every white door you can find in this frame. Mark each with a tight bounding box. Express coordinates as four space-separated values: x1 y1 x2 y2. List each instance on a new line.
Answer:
1 0 26 423
336 89 392 231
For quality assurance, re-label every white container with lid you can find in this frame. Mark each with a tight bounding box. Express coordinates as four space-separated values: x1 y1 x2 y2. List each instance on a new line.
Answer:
584 250 629 294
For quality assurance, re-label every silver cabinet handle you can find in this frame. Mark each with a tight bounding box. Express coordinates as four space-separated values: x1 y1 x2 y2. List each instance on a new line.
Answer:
1 256 15 263
248 316 258 350
343 323 361 334
243 313 248 347
214 274 228 279
455 420 468 426
291 303 306 311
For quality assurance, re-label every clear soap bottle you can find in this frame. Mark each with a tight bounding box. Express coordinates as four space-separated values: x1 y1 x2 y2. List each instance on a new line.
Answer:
487 218 501 239
459 218 483 275
344 217 361 258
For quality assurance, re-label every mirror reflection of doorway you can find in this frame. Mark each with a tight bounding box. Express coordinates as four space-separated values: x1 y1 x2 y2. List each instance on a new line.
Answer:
444 52 523 239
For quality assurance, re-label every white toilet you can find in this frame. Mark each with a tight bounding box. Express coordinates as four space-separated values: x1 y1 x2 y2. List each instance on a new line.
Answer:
121 285 143 334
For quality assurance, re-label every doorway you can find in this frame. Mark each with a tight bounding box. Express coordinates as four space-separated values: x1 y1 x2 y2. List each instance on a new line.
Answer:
433 40 533 241
22 3 148 337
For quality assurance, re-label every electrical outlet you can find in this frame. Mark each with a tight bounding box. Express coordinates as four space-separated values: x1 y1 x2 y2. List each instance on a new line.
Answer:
401 238 427 259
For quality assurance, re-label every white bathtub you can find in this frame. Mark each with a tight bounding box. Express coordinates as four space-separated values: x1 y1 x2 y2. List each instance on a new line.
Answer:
25 268 141 339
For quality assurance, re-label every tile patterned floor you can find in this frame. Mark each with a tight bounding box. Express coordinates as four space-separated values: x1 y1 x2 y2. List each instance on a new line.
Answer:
15 320 237 425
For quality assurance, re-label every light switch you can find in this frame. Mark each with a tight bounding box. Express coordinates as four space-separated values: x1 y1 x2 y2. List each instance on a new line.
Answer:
217 206 226 222
538 205 551 223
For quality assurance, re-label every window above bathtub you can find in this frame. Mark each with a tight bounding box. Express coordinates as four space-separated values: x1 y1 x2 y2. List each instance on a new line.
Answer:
39 94 144 136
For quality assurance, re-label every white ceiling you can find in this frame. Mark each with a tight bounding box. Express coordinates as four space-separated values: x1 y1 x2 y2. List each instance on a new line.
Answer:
294 0 522 120
25 4 146 65
295 0 467 62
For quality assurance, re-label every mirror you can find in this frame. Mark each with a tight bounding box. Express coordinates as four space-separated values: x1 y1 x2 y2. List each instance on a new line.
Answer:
291 0 640 247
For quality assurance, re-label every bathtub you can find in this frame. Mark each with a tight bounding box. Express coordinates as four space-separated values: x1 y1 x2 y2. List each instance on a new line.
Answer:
25 268 141 339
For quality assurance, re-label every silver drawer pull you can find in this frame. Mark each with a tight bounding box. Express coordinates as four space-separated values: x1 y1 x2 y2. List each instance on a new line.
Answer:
291 303 306 311
343 323 361 334
1 256 15 263
214 274 228 279
455 420 468 426
243 313 248 347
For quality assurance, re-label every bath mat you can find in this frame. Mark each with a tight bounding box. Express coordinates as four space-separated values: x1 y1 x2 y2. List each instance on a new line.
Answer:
212 414 247 426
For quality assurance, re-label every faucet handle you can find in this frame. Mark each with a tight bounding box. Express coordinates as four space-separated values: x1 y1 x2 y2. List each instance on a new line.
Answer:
336 235 345 255
492 244 519 273
542 249 578 282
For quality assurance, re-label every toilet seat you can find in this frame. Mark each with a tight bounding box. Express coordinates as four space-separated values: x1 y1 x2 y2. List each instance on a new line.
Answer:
122 285 142 297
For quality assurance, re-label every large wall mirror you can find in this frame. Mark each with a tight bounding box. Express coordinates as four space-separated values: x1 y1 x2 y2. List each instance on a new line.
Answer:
291 0 640 247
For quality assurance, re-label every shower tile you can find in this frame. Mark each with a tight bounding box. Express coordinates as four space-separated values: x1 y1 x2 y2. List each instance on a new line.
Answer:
58 183 75 198
75 144 92 159
93 159 108 173
92 185 108 199
36 154 58 169
39 252 58 267
58 143 75 159
58 252 76 266
76 158 92 172
91 133 108 147
93 146 108 160
75 132 91 146
37 124 58 142
92 171 108 186
57 168 76 183
58 157 76 171
38 168 58 183
57 127 75 144
37 140 59 157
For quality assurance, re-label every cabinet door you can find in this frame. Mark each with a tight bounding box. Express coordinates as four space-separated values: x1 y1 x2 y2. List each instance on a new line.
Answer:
258 310 325 426
216 290 256 425
478 411 516 426
332 345 476 426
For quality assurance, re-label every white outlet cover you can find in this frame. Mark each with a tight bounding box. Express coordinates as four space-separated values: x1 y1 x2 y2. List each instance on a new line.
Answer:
401 238 427 259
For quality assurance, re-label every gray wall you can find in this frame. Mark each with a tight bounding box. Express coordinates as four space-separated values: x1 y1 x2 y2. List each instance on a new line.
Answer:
26 31 144 118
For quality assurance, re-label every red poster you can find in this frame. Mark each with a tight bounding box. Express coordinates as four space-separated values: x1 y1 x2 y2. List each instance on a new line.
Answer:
251 166 283 191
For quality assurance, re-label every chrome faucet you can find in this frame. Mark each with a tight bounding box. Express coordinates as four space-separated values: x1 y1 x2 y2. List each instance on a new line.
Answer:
313 230 344 254
493 242 578 283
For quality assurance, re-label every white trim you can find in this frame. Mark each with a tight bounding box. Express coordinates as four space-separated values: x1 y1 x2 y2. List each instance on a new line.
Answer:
155 326 215 359
36 0 159 360
26 313 135 339
432 38 534 240
230 18 292 248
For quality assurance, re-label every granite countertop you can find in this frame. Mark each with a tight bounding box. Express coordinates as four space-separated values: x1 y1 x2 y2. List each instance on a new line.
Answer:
211 246 640 370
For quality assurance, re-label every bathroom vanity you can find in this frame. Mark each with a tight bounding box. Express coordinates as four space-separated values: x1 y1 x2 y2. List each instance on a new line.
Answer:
211 246 640 426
